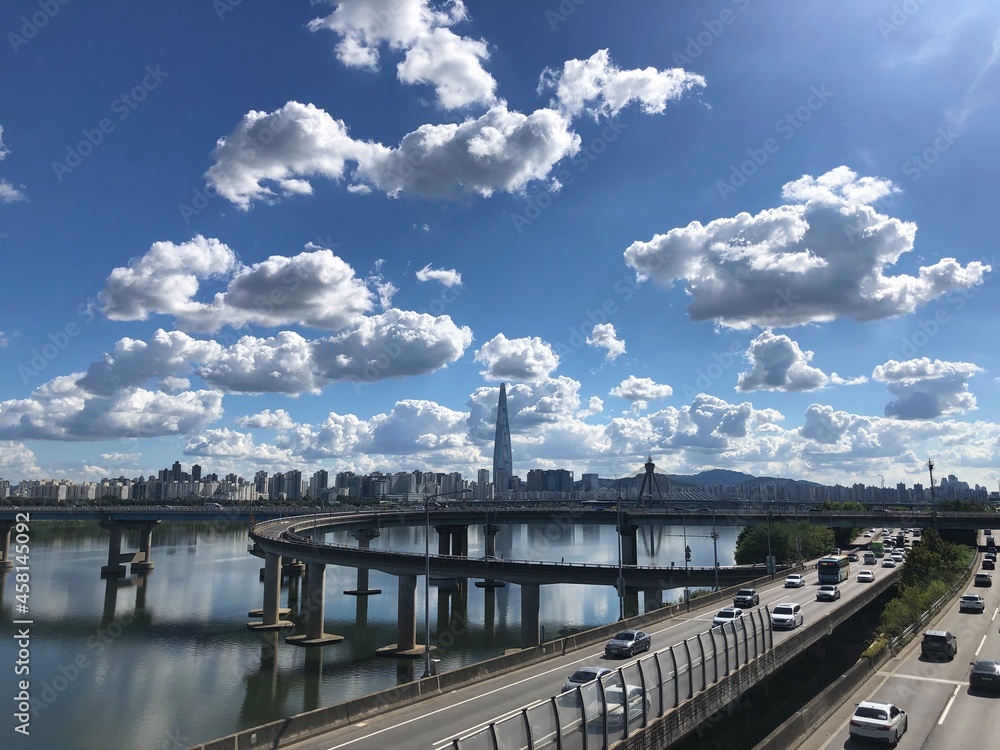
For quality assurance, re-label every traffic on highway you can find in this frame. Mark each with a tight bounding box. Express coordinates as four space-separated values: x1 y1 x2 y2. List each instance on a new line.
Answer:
276 546 899 750
796 528 1000 749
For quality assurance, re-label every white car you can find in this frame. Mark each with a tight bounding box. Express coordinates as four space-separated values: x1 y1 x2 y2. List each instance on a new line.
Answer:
960 593 986 613
712 606 744 628
881 558 897 568
603 684 650 730
784 574 806 588
770 602 803 629
849 701 907 745
858 570 875 583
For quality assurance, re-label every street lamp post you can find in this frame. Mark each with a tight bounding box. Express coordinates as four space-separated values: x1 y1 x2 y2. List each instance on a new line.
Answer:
423 488 471 679
711 512 720 591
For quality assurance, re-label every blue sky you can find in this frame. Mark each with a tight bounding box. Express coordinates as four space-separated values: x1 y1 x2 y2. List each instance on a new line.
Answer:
1 0 998 489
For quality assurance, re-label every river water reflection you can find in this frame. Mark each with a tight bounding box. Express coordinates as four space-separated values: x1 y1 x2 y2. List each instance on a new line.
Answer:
0 518 741 749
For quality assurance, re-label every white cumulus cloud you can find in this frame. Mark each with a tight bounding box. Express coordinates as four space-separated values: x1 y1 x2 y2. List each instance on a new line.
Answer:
586 323 626 361
416 263 462 287
474 334 559 382
539 48 706 120
624 167 991 328
872 357 983 419
737 330 864 392
308 0 497 109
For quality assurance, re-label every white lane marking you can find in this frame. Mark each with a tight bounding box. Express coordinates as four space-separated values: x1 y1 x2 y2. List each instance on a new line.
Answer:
875 671 966 687
938 684 961 725
975 633 988 657
814 671 893 750
992 606 999 621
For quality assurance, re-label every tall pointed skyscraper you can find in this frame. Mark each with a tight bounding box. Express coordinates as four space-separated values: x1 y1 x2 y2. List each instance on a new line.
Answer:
492 382 513 497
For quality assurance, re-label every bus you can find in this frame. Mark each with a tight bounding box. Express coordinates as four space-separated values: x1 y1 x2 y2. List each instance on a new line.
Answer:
817 555 851 583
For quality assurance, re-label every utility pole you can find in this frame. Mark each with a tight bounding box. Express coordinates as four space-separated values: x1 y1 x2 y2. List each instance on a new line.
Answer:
927 458 937 528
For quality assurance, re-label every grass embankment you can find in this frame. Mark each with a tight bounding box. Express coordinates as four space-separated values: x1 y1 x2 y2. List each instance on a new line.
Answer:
863 528 972 656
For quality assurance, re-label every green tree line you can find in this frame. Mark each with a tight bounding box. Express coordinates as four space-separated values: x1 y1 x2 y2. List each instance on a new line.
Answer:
734 521 835 564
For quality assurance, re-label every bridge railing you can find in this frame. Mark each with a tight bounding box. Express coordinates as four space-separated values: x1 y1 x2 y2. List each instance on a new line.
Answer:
449 608 772 750
263 517 784 577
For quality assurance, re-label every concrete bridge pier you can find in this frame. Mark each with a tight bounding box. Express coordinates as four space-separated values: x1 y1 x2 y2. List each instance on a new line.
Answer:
375 574 429 658
520 583 541 647
0 521 14 571
643 588 664 612
130 524 156 574
101 525 129 577
345 528 382 595
475 522 506 588
248 553 294 631
435 525 469 557
617 522 639 566
98 520 160 577
484 523 501 556
287 563 343 647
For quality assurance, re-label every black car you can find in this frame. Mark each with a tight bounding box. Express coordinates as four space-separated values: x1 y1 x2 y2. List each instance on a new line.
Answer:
921 630 957 661
604 630 651 658
969 660 1000 692
984 558 996 570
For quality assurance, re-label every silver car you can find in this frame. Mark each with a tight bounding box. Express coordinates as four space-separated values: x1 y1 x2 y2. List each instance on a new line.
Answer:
561 667 612 694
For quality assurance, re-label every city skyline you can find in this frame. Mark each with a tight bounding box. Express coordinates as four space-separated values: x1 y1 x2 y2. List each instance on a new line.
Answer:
1 2 999 489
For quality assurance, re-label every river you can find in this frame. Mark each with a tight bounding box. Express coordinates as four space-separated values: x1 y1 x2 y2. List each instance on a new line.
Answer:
0 517 740 750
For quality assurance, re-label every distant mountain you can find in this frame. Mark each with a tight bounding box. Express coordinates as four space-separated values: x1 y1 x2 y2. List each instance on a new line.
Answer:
668 470 762 486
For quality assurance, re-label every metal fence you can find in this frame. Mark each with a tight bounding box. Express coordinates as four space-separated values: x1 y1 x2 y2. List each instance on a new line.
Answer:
451 608 773 750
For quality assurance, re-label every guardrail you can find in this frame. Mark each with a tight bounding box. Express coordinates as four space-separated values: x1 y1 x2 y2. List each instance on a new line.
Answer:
450 609 773 750
187 571 794 750
887 552 976 653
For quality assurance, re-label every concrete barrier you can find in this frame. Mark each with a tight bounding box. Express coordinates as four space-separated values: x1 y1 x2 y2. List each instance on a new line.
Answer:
187 571 796 749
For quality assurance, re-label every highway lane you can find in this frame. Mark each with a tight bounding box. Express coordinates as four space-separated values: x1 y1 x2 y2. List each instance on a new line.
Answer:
281 562 890 750
796 535 1000 750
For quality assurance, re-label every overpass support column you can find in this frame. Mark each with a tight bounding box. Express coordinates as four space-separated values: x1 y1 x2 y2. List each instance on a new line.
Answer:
248 552 293 631
484 523 500 557
376 574 426 657
100 525 128 577
345 528 382 595
130 523 156 574
450 526 469 557
520 584 541 647
643 588 663 612
0 521 13 571
288 563 344 646
437 526 451 556
617 523 639 566
475 522 506 589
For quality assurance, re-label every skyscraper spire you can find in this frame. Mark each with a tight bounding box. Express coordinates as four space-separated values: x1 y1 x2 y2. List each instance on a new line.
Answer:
492 382 513 497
